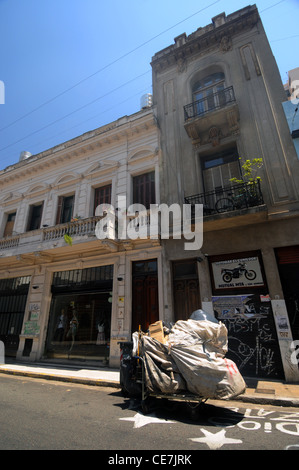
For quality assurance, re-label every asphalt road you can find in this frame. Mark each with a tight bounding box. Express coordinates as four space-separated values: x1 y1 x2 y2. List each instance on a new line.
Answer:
1 374 299 452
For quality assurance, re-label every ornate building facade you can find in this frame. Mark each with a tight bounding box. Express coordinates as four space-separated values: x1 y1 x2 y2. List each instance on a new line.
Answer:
0 5 299 381
151 5 299 382
0 109 162 367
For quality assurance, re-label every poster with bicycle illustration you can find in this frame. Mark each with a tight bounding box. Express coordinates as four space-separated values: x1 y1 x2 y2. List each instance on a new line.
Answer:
211 256 264 290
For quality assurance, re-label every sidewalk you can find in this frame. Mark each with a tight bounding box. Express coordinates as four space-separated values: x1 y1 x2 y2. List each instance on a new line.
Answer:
0 359 120 388
1 359 299 407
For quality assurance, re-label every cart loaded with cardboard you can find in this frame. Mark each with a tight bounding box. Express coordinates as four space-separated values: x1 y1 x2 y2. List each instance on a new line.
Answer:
119 310 246 415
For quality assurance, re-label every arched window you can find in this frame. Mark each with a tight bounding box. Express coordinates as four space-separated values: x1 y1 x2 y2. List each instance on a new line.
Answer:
192 72 226 115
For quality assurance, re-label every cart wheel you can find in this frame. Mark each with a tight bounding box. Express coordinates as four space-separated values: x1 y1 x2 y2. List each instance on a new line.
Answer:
141 399 151 415
161 398 178 412
190 407 200 421
187 402 203 421
121 387 129 398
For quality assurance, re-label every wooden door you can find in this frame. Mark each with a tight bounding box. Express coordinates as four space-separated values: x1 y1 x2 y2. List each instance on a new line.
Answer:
132 262 159 333
173 278 200 321
172 259 201 321
3 213 16 237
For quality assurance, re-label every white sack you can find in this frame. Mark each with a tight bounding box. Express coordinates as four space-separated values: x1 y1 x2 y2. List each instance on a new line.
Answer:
168 319 228 357
170 343 246 399
138 315 246 400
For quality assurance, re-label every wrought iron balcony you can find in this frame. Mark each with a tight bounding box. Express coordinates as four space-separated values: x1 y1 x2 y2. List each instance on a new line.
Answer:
184 86 236 121
183 86 239 145
184 181 264 217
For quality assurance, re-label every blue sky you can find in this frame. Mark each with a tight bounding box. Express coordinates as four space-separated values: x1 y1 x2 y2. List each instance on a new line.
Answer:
0 0 298 170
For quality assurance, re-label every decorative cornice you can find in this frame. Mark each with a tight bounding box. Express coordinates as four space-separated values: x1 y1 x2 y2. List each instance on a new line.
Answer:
151 5 259 73
0 108 157 185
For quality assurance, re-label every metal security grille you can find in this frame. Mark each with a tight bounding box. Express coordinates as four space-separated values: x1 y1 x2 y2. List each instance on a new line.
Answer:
0 276 31 355
0 276 30 293
52 266 114 293
0 295 27 334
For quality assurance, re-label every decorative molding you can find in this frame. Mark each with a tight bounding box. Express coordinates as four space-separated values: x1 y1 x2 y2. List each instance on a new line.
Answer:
151 6 259 73
219 36 232 53
84 160 120 178
208 127 222 146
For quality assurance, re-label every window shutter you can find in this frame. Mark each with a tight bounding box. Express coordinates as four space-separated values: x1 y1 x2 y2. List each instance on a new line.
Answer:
276 246 299 264
94 184 112 214
56 196 63 224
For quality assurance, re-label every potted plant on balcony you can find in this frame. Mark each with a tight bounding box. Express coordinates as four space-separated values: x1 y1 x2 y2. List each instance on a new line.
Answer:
229 157 263 206
230 157 263 184
64 231 73 246
71 215 81 223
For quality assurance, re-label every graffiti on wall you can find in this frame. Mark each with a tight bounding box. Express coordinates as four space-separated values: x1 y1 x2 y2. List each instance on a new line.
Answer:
212 294 284 378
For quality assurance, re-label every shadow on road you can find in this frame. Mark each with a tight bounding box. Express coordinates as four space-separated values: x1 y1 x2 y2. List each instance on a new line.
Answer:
111 391 245 426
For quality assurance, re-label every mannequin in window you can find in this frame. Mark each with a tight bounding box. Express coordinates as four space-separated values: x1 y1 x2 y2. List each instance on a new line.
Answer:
67 308 79 351
54 309 66 342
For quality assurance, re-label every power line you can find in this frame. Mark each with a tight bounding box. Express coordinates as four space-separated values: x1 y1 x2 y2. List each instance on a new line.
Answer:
260 0 287 13
0 0 221 134
0 0 292 157
24 85 153 156
0 70 151 153
271 34 299 42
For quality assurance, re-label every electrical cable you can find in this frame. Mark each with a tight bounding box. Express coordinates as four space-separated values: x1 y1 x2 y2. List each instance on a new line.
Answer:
0 70 151 153
0 0 221 134
0 0 294 162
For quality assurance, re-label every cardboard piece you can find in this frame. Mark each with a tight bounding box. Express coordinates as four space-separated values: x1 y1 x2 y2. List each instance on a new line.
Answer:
148 320 167 344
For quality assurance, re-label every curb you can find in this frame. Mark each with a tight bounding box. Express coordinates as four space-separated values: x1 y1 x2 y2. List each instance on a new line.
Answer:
235 394 299 408
0 368 120 388
1 368 299 407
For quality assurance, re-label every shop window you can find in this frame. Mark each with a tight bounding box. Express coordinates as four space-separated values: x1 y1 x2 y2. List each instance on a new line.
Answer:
133 171 155 209
47 266 114 361
94 184 112 215
3 212 16 237
56 195 74 224
46 293 112 362
27 203 43 231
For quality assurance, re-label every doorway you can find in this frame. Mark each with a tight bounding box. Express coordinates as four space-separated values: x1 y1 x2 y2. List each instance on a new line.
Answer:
131 259 159 333
276 245 299 342
172 259 201 321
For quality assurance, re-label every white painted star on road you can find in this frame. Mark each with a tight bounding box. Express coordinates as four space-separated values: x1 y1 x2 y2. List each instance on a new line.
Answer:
119 412 175 429
189 428 243 450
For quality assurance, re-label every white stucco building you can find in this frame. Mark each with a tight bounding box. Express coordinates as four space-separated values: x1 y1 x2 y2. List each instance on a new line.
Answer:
1 5 299 383
0 108 163 367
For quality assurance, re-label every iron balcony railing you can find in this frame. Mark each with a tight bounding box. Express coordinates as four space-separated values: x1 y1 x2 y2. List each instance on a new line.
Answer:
184 181 264 216
184 86 236 121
